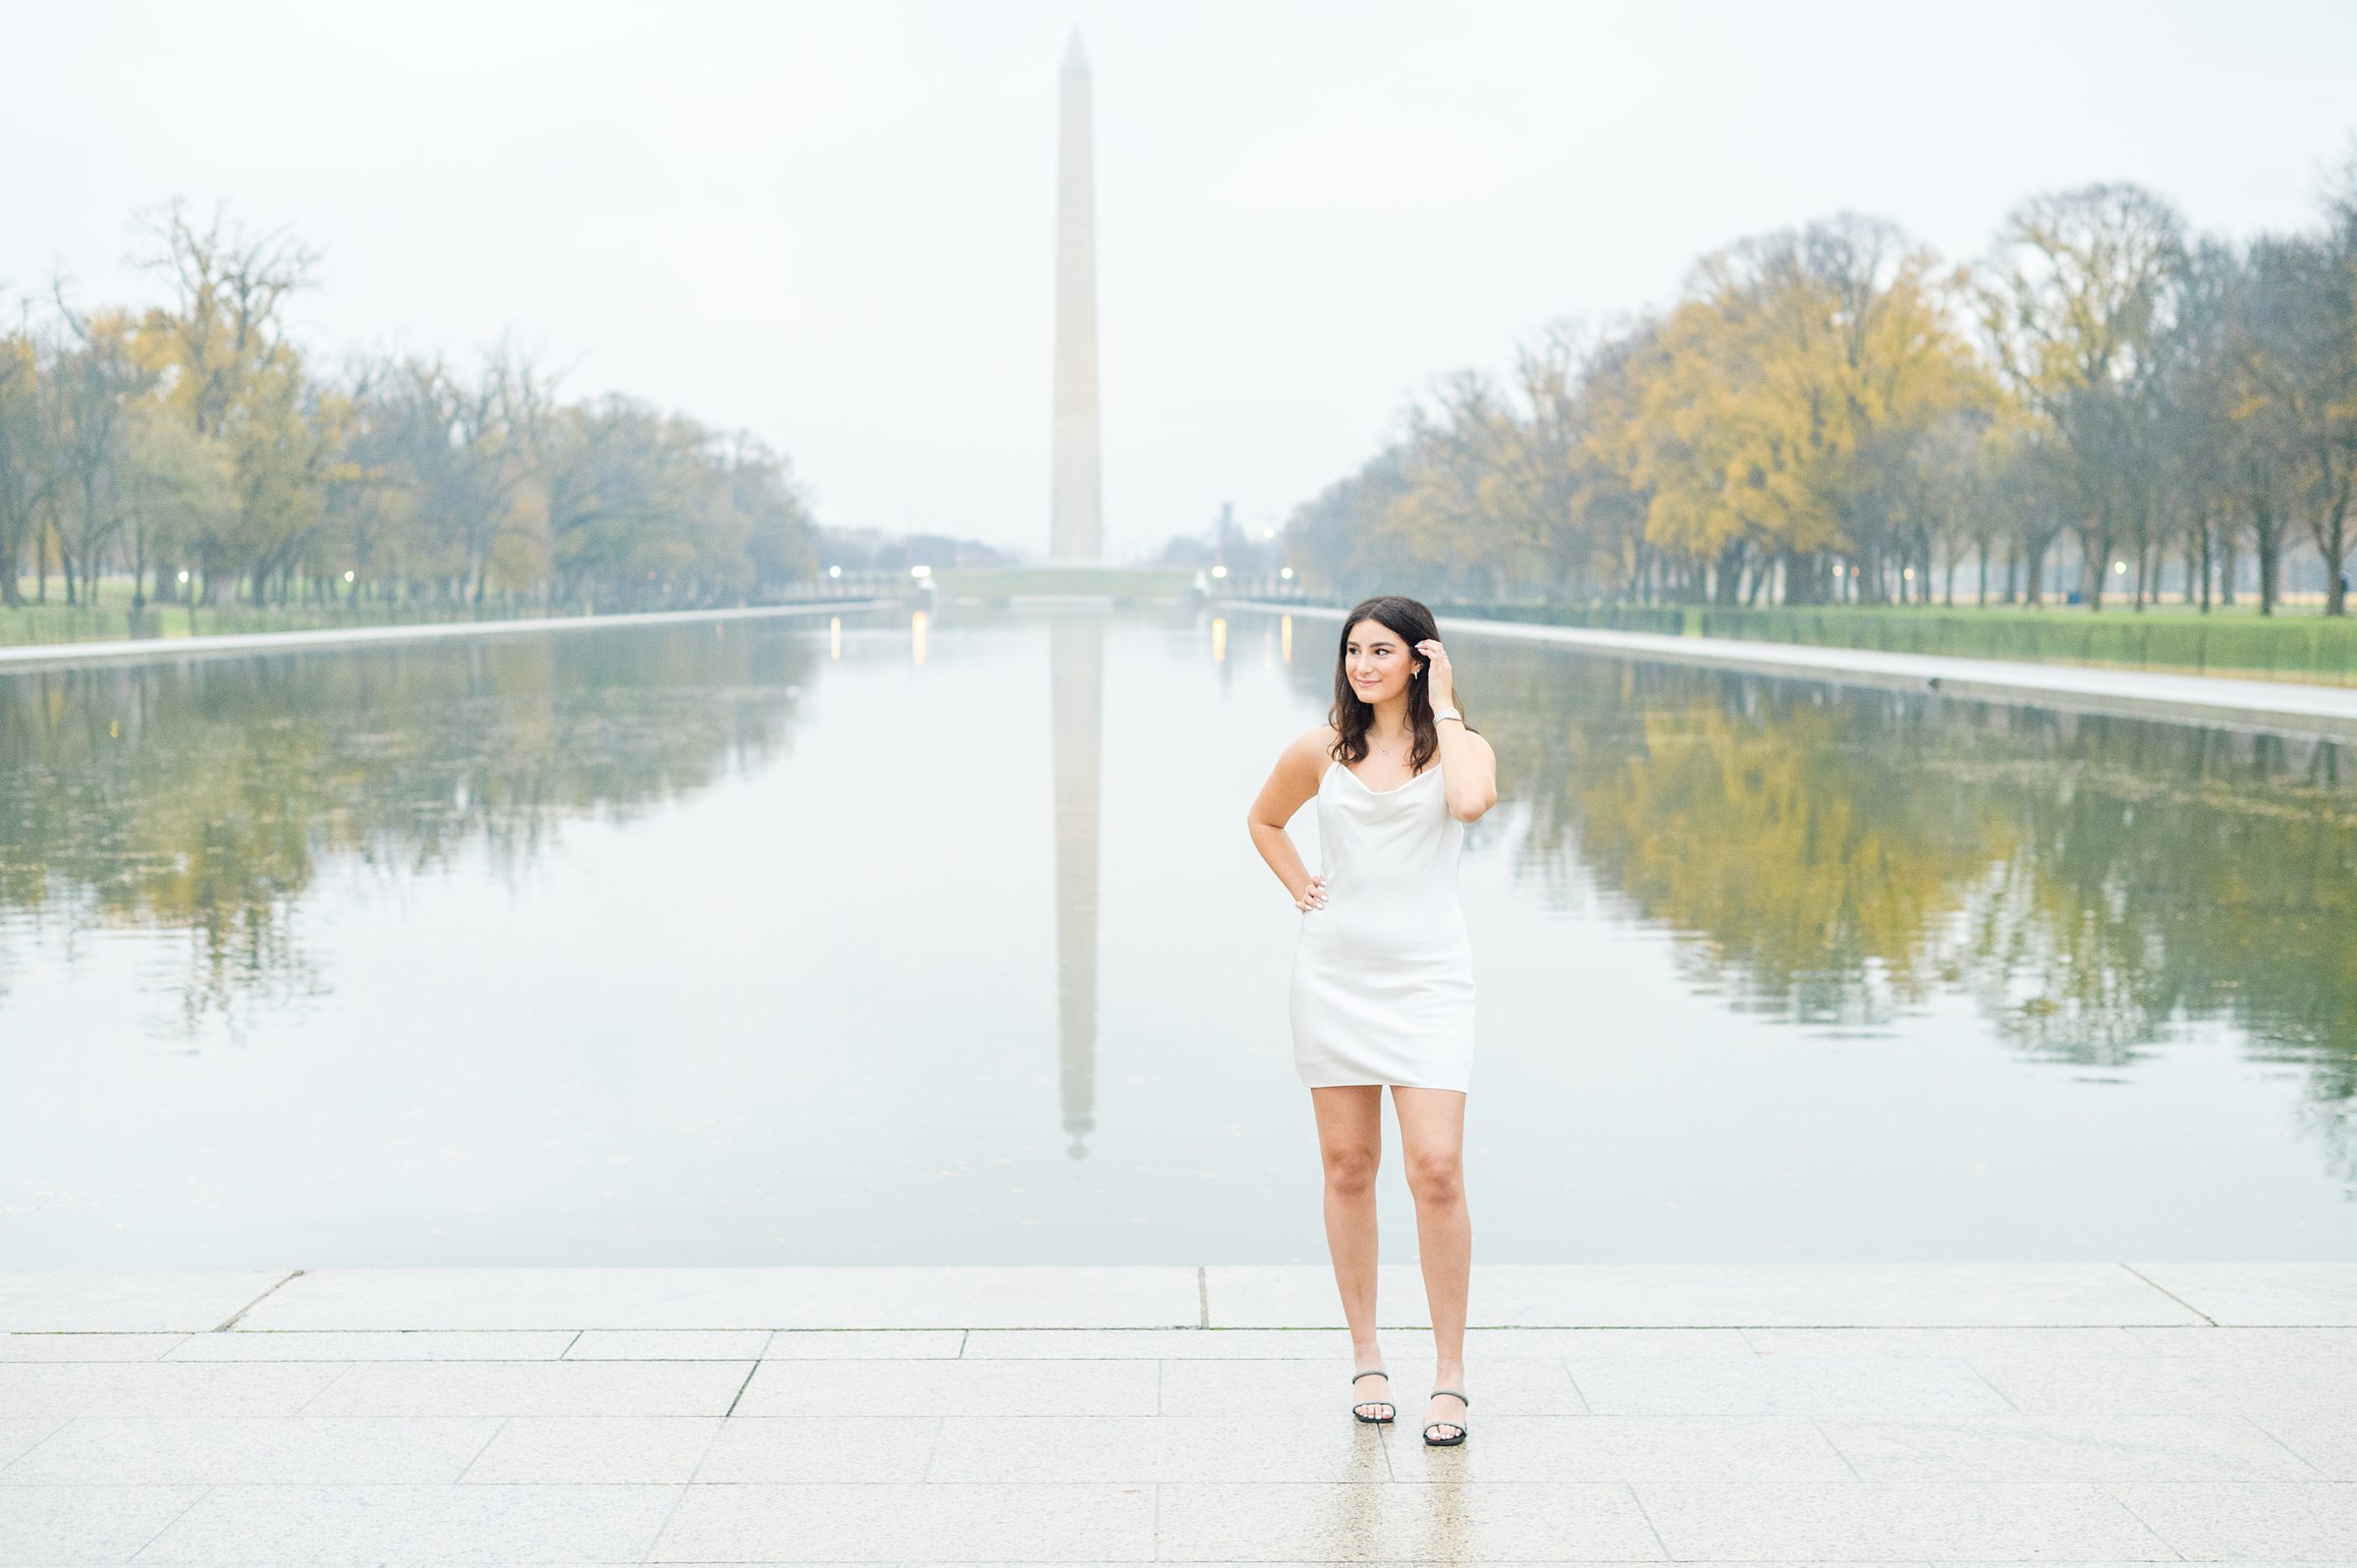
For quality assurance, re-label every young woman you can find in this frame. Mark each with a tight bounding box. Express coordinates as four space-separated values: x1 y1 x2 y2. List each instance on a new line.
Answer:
1245 595 1498 1447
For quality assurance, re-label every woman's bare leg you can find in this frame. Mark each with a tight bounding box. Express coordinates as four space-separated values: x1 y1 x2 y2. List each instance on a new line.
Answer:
1394 1085 1469 1435
1310 1085 1389 1415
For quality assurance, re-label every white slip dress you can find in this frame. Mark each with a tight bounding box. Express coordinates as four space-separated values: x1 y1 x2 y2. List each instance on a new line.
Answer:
1288 755 1476 1091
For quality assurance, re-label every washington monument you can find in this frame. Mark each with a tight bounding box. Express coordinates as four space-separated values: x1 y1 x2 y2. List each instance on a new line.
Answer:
1051 28 1102 562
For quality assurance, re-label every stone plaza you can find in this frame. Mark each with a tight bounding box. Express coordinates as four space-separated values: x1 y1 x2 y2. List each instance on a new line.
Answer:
3 1263 2354 1563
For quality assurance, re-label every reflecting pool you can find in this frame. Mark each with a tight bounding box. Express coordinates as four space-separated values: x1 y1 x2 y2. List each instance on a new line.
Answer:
3 605 2352 1266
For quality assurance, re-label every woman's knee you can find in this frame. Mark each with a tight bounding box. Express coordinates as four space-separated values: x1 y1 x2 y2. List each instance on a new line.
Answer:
1321 1145 1378 1195
1405 1153 1462 1206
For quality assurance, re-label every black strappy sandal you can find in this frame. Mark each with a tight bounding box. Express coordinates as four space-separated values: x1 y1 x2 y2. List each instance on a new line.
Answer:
1349 1369 1396 1425
1423 1388 1469 1446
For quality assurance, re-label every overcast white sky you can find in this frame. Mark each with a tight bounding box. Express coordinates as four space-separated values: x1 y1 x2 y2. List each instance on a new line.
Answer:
7 0 2355 560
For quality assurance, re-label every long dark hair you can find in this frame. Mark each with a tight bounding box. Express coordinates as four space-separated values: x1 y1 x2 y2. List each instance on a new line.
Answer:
1327 595 1469 774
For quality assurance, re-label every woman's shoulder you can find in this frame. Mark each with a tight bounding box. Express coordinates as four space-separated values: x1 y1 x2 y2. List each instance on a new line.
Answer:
1275 723 1339 786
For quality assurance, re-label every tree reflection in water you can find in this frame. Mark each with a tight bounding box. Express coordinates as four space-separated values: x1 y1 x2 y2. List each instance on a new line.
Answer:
10 622 2353 1189
0 625 817 1033
1298 644 2357 1175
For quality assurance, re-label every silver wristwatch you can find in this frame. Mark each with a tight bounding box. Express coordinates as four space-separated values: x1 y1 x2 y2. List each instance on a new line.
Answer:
1435 706 1463 725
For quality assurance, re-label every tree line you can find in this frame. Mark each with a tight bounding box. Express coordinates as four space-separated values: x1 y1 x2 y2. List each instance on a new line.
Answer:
1289 157 2357 616
1 204 818 615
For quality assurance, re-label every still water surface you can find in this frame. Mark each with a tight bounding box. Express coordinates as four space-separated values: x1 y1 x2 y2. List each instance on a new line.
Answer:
3 606 2352 1266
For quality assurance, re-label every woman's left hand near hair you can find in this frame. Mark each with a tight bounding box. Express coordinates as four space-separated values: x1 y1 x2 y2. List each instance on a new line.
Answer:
1416 639 1455 709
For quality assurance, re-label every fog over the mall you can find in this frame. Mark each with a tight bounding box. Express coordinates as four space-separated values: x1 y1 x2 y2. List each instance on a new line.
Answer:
9 0 2355 561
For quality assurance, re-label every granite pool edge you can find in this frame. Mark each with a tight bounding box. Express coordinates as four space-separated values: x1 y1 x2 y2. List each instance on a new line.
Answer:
0 600 894 673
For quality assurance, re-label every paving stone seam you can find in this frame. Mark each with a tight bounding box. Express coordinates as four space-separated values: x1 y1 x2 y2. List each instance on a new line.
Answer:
1622 1477 1675 1560
284 1361 360 1417
1558 1356 1597 1416
911 1413 949 1486
450 1415 513 1486
209 1269 304 1333
33 1321 2346 1349
1957 1360 2027 1417
1200 1317 2228 1331
644 1419 731 1565
1811 1416 1868 1484
0 1474 2310 1487
2098 1478 2206 1558
215 1474 2345 1487
0 1415 68 1482
2240 1412 2338 1479
720 1362 760 1420
123 1476 213 1561
2121 1265 2222 1327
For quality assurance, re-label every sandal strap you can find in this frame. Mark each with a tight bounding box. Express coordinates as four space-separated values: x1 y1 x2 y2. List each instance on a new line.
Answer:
1430 1388 1469 1405
1350 1370 1390 1383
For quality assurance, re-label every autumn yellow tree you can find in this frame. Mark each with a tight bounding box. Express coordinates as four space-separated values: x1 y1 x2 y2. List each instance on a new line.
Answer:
128 201 322 604
1614 216 1991 604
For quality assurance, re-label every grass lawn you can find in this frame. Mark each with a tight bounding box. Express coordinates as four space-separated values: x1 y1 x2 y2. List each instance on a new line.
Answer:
1436 599 2357 686
0 598 605 648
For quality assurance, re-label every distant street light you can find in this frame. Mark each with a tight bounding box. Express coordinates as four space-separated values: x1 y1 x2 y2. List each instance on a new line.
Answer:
343 570 356 583
1280 567 1293 580
1210 565 1229 579
828 565 842 578
910 565 931 578
2114 561 2128 574
176 570 190 584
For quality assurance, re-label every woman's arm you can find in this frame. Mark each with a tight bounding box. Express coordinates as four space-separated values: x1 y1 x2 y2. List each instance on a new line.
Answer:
1246 727 1333 911
1417 638 1499 823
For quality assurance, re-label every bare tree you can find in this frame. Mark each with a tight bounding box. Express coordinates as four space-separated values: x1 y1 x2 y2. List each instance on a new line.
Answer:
133 201 318 440
1979 184 2185 610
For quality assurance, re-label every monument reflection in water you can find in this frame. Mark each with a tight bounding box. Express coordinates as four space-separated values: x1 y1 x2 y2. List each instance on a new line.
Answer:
0 605 2351 1267
1051 614 1102 1161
